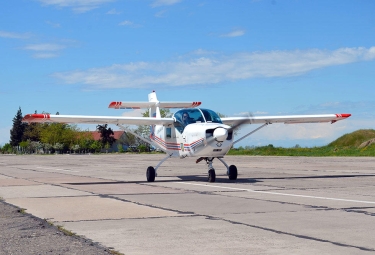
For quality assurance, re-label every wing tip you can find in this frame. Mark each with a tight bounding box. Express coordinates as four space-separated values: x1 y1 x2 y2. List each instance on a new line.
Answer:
335 113 351 118
108 101 122 109
192 102 201 107
22 114 51 122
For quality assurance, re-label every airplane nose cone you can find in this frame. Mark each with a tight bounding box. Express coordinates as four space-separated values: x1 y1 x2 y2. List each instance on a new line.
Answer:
213 128 228 142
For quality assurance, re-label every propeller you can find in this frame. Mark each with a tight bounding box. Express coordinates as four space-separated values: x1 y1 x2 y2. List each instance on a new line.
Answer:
202 112 253 147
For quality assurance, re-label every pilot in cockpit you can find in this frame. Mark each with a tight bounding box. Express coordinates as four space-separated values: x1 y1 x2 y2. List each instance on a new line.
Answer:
182 112 191 125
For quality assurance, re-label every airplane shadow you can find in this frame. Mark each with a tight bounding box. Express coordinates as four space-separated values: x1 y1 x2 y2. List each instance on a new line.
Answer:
64 174 375 186
64 175 261 185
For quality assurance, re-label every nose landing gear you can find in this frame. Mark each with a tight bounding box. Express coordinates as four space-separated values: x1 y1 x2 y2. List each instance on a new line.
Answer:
197 157 237 182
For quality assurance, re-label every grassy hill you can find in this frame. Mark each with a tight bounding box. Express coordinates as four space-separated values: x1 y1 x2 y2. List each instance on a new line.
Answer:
328 129 375 147
229 129 375 156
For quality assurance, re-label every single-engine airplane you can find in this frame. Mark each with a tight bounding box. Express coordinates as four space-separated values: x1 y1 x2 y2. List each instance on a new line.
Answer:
23 91 351 182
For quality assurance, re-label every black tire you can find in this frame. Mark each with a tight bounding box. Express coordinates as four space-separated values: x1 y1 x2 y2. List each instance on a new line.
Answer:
208 169 216 183
146 166 156 182
228 165 237 180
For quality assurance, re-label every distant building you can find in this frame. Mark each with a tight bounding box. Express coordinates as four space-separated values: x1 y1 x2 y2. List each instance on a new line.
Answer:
90 131 128 152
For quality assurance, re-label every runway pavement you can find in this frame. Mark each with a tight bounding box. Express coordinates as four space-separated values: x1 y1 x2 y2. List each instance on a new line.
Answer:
0 154 375 254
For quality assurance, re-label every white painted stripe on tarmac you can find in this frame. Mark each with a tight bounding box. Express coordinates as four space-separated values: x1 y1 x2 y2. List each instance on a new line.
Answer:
36 166 79 172
178 182 375 205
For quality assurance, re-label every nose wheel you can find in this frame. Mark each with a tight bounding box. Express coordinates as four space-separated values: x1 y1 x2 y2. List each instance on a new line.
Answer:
205 158 217 182
208 169 216 182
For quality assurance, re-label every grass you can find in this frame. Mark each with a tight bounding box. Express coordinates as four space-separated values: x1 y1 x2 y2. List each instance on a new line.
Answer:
56 225 77 236
109 250 125 255
17 208 27 214
229 129 375 157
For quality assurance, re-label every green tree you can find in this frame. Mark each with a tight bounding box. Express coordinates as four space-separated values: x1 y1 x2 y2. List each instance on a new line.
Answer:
10 107 26 147
104 142 111 153
23 122 44 142
76 130 94 153
90 140 102 153
1 143 13 154
19 141 30 154
40 123 77 151
22 110 44 142
96 124 116 147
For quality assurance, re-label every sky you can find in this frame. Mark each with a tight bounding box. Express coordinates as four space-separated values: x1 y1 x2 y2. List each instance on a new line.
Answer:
1 0 375 148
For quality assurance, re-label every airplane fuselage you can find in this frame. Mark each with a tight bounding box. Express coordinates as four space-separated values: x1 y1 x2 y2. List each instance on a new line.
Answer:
150 122 233 158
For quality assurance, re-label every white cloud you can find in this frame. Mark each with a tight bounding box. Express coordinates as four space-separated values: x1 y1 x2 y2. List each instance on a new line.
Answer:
122 110 143 117
33 53 60 59
23 43 66 51
253 111 268 115
151 0 182 7
53 46 375 89
119 20 133 26
46 21 61 28
106 8 121 14
118 20 142 28
0 31 31 39
191 49 217 55
37 0 115 13
23 43 67 59
154 10 167 18
220 29 245 38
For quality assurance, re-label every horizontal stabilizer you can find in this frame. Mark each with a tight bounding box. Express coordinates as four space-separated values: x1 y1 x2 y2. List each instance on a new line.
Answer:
108 101 201 109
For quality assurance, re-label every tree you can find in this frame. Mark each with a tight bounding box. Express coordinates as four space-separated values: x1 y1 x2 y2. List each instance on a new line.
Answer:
1 143 13 154
22 110 44 142
40 123 77 151
19 141 30 154
96 124 116 147
77 131 94 153
90 140 102 153
10 107 26 147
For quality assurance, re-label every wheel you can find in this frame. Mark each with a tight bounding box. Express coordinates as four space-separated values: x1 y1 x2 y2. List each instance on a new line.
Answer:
146 166 156 182
228 165 237 180
208 169 216 183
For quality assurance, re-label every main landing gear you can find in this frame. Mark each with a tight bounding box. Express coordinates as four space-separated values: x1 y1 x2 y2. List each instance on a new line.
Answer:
197 157 237 183
146 154 172 182
146 155 237 183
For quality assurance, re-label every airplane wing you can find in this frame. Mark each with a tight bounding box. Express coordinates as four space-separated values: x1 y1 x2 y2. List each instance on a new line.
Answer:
22 114 174 126
221 113 351 125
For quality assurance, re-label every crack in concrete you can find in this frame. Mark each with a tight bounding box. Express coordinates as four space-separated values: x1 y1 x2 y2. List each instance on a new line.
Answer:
203 215 375 252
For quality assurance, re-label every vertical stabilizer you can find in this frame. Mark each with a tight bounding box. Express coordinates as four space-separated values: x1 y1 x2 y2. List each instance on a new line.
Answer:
148 91 160 118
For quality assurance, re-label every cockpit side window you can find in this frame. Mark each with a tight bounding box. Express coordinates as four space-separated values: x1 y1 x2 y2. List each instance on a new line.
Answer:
200 109 222 124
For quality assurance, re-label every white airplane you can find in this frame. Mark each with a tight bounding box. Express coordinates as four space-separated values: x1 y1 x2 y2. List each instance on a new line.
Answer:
23 91 351 182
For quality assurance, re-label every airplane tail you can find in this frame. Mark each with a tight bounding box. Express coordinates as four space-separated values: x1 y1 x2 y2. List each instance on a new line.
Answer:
148 91 161 118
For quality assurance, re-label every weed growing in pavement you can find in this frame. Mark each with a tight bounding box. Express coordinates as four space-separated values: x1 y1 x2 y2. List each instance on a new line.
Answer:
57 225 76 236
17 208 27 214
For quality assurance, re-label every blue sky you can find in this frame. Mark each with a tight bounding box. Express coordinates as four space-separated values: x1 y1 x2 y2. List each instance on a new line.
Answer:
1 0 375 147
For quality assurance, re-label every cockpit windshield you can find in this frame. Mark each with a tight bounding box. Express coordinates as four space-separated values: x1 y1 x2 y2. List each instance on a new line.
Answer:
173 108 222 133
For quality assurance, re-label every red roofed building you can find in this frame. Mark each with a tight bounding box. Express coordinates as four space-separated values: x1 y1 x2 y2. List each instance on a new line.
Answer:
90 131 127 152
91 131 124 141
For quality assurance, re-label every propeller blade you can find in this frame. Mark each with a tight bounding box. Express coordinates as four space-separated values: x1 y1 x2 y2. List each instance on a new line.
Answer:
201 112 254 147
